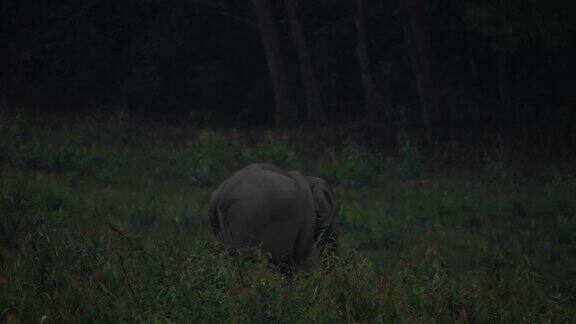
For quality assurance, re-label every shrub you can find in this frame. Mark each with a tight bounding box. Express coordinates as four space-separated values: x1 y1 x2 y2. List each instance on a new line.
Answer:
317 141 383 187
244 132 302 170
160 131 301 186
481 147 522 185
187 131 245 186
16 138 98 176
545 169 576 242
0 112 99 176
0 110 28 162
557 208 576 243
544 168 576 211
396 131 425 179
0 171 71 248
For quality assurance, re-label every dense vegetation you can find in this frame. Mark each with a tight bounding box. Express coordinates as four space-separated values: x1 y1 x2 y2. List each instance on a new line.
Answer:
2 0 576 140
1 112 575 322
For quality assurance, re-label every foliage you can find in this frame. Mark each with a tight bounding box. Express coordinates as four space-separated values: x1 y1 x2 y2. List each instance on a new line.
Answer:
185 131 245 186
243 132 302 170
544 168 576 211
0 112 108 179
544 169 576 243
481 146 522 185
0 112 24 166
0 171 71 249
1 118 575 322
317 141 383 187
3 0 576 144
396 131 425 179
464 0 568 51
175 131 302 186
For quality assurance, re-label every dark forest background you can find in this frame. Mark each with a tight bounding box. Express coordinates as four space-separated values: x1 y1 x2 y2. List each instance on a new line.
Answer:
1 0 575 142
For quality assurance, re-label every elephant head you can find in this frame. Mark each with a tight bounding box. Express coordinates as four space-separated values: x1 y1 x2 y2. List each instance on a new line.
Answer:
208 163 337 264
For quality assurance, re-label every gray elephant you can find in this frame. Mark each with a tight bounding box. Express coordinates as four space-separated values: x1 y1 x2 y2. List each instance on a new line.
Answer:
208 163 337 264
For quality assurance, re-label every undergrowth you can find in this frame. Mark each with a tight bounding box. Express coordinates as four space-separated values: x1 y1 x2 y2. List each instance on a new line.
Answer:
1 113 575 322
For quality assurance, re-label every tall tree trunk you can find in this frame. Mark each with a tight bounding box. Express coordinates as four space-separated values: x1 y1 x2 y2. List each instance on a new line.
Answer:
355 0 377 122
252 0 294 128
284 0 323 125
399 0 442 137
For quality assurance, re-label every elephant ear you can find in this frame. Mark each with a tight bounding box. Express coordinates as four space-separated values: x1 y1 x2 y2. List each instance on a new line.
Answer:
307 177 337 246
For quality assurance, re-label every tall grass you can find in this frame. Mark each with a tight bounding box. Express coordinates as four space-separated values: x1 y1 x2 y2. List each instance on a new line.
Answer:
1 114 575 322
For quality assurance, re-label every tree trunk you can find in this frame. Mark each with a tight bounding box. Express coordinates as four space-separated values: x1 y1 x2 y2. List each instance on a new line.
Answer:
399 0 442 137
284 0 323 125
252 0 294 128
355 0 377 122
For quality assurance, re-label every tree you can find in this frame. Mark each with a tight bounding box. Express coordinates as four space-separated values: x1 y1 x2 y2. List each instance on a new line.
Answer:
399 0 442 137
465 0 558 123
252 0 295 128
284 0 324 125
354 0 377 123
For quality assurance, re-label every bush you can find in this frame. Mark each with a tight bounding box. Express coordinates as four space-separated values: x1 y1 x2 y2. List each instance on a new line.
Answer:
0 171 71 249
186 131 245 186
544 168 576 211
481 147 522 185
160 131 301 186
396 131 425 179
0 110 28 163
317 141 383 187
244 132 302 170
0 112 99 177
16 139 98 176
545 169 576 242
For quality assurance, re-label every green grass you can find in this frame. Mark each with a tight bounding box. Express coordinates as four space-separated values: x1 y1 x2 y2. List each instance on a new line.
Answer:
1 112 575 322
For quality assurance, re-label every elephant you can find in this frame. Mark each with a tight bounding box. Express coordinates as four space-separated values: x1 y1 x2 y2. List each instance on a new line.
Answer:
208 163 337 264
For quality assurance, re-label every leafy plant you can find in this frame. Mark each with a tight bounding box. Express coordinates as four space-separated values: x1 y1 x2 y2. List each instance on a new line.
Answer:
0 172 71 249
0 110 28 162
544 168 576 210
0 112 100 177
244 132 302 169
482 147 522 185
187 130 245 186
397 131 425 179
317 141 383 187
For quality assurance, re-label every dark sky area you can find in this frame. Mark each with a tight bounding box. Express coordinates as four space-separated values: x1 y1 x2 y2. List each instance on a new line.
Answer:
1 0 575 140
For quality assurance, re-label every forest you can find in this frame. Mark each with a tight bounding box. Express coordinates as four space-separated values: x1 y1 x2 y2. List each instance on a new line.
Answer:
1 0 576 322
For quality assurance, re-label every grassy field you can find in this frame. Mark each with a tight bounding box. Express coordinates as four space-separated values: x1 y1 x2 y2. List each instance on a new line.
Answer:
1 111 575 322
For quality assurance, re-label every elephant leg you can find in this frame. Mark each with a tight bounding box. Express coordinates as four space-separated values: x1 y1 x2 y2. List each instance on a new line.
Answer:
292 224 314 263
